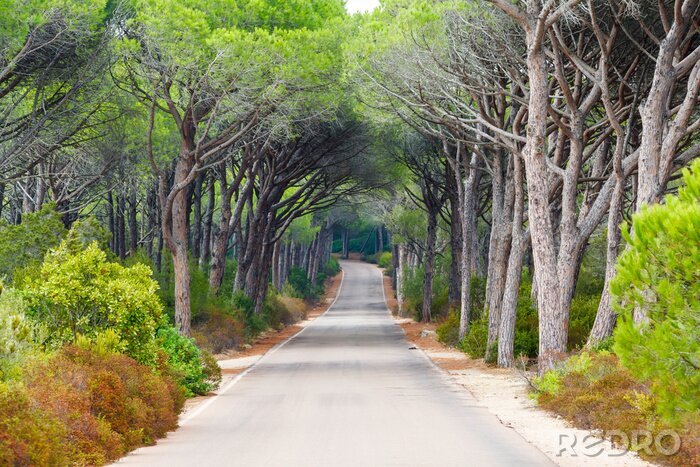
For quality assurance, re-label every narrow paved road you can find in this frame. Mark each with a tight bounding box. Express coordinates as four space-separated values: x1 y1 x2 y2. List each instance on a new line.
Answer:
118 261 552 466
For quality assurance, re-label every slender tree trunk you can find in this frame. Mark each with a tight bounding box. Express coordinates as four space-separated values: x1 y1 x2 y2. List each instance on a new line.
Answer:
459 152 482 340
397 244 406 314
107 191 115 253
191 173 203 261
200 176 214 267
485 154 513 346
128 188 138 255
422 210 438 322
272 240 281 291
497 155 527 367
448 193 462 308
117 191 126 260
587 181 624 346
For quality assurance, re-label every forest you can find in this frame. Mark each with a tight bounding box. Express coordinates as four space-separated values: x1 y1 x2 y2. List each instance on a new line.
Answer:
0 0 698 465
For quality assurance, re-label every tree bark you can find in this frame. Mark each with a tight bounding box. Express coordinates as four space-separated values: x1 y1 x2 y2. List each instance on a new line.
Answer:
458 152 482 340
422 209 438 322
117 191 126 260
497 154 528 367
485 153 514 348
128 188 138 255
200 176 215 267
191 173 203 261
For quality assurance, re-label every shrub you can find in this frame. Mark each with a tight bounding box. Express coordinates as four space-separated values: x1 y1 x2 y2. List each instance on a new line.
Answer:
612 160 700 425
459 317 489 358
401 266 450 320
285 267 321 299
377 252 392 272
456 277 538 361
0 345 184 466
436 311 460 346
568 294 599 350
0 287 35 380
192 308 245 354
22 241 163 365
263 290 294 329
532 351 698 464
156 326 221 397
0 204 65 281
323 257 341 278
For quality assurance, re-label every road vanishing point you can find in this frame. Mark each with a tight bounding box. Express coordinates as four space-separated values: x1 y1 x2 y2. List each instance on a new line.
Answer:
117 260 553 466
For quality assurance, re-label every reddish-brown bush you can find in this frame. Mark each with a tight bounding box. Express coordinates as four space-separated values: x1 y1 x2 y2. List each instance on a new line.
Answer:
0 346 184 465
192 308 244 354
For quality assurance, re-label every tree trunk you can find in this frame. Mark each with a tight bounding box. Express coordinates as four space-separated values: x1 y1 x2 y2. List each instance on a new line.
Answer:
200 176 215 267
524 26 565 373
106 191 115 253
191 173 203 261
485 154 513 348
422 210 438 322
128 188 138 255
459 152 481 340
497 154 527 367
117 192 126 260
448 192 462 309
588 176 625 346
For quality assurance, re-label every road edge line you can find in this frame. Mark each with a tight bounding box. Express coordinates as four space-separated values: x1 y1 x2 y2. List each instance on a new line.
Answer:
180 267 346 426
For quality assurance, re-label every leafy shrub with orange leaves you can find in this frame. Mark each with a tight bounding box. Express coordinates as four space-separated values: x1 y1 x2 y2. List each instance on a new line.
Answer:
0 345 183 466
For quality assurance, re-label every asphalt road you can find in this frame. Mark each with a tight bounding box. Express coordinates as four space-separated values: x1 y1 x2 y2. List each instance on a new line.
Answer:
117 260 552 466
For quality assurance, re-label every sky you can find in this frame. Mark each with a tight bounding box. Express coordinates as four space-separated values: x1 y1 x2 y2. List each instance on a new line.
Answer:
346 0 381 13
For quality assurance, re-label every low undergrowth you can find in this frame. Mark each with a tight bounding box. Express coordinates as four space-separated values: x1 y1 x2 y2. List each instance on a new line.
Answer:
532 352 699 465
0 345 184 466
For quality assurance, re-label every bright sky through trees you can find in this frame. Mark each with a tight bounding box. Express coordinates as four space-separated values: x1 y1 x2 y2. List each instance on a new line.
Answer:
346 0 380 13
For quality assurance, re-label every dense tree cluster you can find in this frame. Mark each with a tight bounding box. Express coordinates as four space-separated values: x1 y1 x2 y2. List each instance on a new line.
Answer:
0 0 383 337
352 0 699 371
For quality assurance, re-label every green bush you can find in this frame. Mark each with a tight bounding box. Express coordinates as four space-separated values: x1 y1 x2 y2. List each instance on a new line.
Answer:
285 266 321 299
0 287 35 380
262 290 294 329
377 252 392 272
457 277 538 361
22 241 164 365
459 317 489 359
0 204 65 281
156 326 221 397
322 257 341 279
612 160 700 425
401 266 450 320
436 311 460 346
568 294 599 350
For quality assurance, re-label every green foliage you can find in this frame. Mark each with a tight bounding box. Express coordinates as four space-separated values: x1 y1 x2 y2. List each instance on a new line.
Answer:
156 326 220 397
612 160 700 425
377 251 393 271
323 257 341 278
286 267 321 299
436 276 487 346
400 265 450 320
531 351 699 464
457 277 538 360
0 288 35 380
0 204 65 281
436 310 460 346
23 241 163 365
